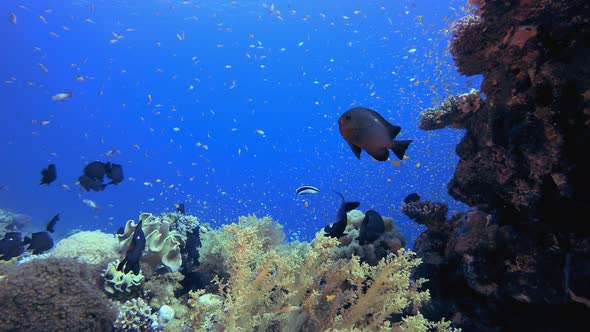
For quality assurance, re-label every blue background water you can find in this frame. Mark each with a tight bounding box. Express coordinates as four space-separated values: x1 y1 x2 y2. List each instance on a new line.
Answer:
0 0 479 247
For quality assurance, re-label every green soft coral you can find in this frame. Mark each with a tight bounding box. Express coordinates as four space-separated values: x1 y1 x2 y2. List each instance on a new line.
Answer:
189 215 459 331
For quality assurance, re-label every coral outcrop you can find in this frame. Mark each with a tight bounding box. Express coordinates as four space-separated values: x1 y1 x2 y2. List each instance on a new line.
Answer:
411 0 590 330
50 230 119 265
0 208 30 233
0 258 116 331
113 297 158 332
117 212 185 272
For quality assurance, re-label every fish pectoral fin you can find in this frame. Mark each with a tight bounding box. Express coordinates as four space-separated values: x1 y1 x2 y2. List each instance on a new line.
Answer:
345 201 360 211
367 148 389 161
390 139 412 160
347 142 362 159
386 123 401 138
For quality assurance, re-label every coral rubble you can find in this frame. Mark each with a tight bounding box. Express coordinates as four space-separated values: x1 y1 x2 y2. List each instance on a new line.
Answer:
412 0 590 330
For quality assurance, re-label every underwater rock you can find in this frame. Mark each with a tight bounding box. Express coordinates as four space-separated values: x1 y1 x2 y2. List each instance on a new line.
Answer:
412 0 590 329
157 305 175 325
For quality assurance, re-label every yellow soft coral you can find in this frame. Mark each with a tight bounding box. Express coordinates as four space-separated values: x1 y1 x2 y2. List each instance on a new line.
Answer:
188 215 459 331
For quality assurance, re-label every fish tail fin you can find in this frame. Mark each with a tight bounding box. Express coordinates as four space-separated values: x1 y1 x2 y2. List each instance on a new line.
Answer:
391 139 412 160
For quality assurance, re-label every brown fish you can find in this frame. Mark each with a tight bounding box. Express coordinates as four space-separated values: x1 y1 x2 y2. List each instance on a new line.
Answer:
338 107 412 161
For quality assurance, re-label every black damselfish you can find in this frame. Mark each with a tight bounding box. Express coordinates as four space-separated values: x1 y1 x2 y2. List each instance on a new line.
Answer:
0 232 25 261
46 213 59 233
24 231 53 255
40 164 57 185
117 220 145 275
78 161 124 192
357 210 386 245
324 191 360 239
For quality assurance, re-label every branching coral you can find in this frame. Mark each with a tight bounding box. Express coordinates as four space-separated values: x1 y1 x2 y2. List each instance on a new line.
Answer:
113 297 158 332
188 215 458 331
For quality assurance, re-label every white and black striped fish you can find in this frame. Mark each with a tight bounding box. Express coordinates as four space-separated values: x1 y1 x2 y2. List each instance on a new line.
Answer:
295 185 320 197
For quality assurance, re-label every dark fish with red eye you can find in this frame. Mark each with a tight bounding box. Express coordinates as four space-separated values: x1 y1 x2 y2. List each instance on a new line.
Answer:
338 107 412 161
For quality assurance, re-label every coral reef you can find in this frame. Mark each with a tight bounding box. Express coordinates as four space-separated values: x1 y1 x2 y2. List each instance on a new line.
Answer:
113 297 158 332
0 258 116 331
188 214 457 331
117 212 185 272
330 209 406 265
410 1 590 329
102 259 144 295
49 230 119 265
0 208 31 233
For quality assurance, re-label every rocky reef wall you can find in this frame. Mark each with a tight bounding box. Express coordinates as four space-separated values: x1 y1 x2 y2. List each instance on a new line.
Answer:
411 1 590 330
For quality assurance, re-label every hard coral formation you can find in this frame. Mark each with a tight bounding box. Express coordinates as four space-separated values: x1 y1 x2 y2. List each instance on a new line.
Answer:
0 208 31 233
413 0 590 329
419 89 484 131
118 212 184 272
113 297 158 332
332 209 406 265
0 258 116 331
188 215 456 331
50 230 119 265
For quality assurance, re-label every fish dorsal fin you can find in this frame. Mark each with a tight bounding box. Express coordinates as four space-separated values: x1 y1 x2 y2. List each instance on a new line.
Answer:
387 122 401 139
347 142 362 159
345 202 360 211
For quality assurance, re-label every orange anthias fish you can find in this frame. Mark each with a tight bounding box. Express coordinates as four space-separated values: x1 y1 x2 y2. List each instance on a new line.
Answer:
338 107 412 161
52 92 73 101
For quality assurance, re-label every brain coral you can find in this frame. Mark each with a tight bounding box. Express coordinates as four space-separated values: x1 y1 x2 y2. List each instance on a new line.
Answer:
50 230 119 265
0 257 116 331
117 212 183 272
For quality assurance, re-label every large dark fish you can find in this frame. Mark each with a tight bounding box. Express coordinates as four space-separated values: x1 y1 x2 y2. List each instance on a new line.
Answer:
357 210 386 245
24 231 53 255
0 232 25 260
78 174 106 192
338 107 412 161
184 226 201 266
40 164 57 185
46 213 59 233
84 161 107 180
105 162 124 185
117 220 145 275
324 191 360 238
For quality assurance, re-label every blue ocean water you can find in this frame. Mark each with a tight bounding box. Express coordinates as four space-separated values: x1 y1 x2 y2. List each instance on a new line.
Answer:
0 0 478 247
